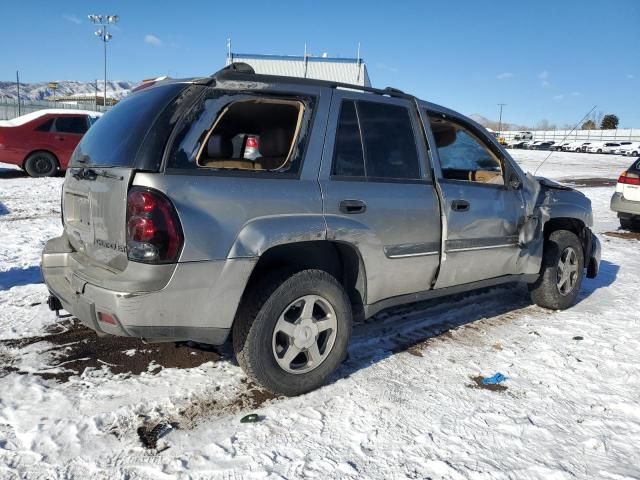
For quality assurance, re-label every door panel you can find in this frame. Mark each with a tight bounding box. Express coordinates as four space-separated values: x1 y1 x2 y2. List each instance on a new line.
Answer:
319 91 441 305
425 111 525 288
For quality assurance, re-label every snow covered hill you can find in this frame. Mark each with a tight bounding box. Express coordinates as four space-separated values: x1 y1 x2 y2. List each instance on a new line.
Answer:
0 80 135 101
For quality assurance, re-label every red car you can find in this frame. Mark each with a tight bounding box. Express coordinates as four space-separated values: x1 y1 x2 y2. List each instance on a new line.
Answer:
0 109 102 177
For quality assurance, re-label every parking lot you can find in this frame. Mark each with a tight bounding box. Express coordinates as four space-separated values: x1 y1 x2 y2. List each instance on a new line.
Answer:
0 149 638 478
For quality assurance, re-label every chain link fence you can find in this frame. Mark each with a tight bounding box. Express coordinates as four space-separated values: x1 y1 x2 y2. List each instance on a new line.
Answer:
0 99 109 121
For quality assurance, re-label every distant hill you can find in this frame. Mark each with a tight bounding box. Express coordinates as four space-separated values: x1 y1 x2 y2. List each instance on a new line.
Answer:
0 80 135 101
469 113 529 131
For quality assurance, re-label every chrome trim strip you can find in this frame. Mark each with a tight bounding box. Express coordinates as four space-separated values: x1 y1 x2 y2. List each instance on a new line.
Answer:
446 243 518 253
387 251 440 259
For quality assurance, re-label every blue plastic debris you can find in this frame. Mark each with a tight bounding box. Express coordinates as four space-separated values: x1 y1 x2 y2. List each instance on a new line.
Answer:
481 373 508 385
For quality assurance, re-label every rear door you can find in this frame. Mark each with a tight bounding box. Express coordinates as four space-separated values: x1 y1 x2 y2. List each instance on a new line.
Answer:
319 91 441 304
425 109 526 288
51 115 89 167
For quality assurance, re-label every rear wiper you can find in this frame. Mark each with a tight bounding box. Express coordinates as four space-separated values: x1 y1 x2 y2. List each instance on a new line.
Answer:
71 168 123 181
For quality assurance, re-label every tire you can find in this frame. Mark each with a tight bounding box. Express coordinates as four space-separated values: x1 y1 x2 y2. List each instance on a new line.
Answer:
233 269 352 396
24 151 58 177
620 217 640 231
597 149 602 154
632 151 638 157
529 230 584 310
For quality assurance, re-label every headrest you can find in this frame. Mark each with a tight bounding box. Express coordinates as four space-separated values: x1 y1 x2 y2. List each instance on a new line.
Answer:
433 127 457 148
207 135 233 158
259 128 290 157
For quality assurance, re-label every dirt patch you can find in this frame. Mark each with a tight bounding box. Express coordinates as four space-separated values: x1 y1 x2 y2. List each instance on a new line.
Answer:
561 178 617 188
469 375 508 392
603 231 640 240
0 319 220 382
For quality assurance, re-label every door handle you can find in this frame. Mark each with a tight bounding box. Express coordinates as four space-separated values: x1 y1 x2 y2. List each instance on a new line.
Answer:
339 199 367 214
451 199 470 212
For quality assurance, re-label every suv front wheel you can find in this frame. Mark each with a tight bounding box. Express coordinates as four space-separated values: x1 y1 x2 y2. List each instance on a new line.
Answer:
529 230 584 310
233 269 352 396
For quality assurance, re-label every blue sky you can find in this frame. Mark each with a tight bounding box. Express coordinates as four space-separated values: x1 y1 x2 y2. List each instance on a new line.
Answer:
1 0 639 126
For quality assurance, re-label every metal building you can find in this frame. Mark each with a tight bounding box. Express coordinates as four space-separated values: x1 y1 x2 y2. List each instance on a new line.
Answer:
226 52 371 87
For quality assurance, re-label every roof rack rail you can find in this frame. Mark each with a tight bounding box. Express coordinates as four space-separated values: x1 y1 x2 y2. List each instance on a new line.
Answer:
211 62 412 100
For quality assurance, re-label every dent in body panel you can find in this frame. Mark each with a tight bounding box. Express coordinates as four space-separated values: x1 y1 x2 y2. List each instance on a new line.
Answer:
228 215 327 258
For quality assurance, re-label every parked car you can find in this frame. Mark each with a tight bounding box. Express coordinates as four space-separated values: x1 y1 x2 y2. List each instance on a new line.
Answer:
533 141 556 150
42 64 601 396
611 158 640 230
562 141 584 152
506 140 528 149
521 140 536 149
514 131 533 140
613 142 640 156
579 142 592 152
528 140 547 150
623 143 640 156
587 142 621 154
0 109 102 176
603 141 630 154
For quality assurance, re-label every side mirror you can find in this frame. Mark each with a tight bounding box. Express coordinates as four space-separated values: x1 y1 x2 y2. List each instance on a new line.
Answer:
509 175 522 190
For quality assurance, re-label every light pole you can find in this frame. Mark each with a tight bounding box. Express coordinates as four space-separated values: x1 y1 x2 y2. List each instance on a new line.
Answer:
88 14 119 107
497 103 506 136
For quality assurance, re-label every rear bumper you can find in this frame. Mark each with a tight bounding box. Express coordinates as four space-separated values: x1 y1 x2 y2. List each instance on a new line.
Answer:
42 236 256 345
611 192 640 216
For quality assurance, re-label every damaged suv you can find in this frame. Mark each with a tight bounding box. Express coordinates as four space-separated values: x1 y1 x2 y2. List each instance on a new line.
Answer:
42 64 600 396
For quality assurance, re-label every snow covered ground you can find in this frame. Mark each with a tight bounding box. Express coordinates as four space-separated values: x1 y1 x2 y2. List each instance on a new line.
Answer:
0 151 639 479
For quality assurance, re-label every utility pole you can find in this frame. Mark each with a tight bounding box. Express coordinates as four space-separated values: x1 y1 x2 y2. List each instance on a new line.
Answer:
497 103 506 135
89 14 119 107
16 71 21 116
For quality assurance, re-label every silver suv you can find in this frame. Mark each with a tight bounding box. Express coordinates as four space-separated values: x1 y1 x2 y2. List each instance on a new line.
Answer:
42 64 601 396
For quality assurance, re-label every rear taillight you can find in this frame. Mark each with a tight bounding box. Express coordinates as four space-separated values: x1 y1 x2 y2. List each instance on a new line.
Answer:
246 136 259 149
126 187 183 263
618 171 640 186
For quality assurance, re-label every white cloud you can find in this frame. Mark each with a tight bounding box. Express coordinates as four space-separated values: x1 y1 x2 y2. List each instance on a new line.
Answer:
496 72 513 80
144 34 163 47
627 74 636 79
62 14 82 25
538 70 550 87
552 94 564 100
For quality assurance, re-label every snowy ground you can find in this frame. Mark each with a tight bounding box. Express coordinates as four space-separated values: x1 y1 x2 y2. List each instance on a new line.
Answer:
0 151 639 479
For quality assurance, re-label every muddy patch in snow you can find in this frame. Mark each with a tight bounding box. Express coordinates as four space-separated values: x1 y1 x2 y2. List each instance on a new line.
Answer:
469 375 508 392
0 319 221 381
603 230 640 240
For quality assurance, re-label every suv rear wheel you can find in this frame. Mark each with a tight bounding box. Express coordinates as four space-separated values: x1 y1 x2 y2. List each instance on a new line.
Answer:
233 269 352 396
24 151 58 177
529 230 584 310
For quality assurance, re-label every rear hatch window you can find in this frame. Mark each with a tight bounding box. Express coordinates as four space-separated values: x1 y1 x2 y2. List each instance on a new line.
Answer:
70 82 188 169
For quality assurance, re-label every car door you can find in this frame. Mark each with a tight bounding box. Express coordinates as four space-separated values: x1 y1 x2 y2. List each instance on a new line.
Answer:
424 109 526 288
319 91 442 305
52 115 90 167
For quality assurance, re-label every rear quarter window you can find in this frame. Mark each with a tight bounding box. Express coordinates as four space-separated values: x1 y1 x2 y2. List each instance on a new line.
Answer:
70 83 187 168
166 89 315 175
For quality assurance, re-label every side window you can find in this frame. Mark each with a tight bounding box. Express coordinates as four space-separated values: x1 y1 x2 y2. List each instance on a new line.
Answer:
168 91 313 174
54 116 88 134
429 115 504 185
357 101 420 180
35 118 54 132
332 101 365 177
331 99 421 181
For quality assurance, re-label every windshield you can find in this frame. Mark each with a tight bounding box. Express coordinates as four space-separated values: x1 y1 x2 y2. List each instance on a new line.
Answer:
70 83 186 168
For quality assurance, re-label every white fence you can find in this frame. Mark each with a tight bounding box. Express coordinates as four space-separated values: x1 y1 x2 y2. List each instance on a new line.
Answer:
500 129 640 142
0 99 109 121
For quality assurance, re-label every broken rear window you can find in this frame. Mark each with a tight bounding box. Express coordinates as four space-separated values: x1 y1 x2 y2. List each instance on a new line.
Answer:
167 90 314 175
